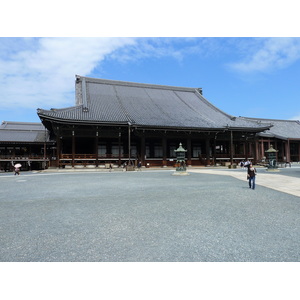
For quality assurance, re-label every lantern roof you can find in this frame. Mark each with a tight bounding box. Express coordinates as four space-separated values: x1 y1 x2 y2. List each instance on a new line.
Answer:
265 145 278 153
175 143 187 152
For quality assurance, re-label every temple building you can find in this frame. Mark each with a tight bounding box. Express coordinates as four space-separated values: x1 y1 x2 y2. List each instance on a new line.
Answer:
0 121 53 171
1 75 300 170
242 117 300 164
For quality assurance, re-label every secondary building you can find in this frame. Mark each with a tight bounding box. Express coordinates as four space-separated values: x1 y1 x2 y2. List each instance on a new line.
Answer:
0 121 54 171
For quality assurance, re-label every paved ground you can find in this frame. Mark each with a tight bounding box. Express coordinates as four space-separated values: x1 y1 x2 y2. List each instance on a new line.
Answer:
0 167 299 262
190 166 300 197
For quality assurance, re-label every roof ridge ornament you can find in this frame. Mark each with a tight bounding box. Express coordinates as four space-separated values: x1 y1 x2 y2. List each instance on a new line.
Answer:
81 77 89 112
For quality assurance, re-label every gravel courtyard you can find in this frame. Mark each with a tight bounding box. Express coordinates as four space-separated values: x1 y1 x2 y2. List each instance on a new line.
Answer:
1 170 299 262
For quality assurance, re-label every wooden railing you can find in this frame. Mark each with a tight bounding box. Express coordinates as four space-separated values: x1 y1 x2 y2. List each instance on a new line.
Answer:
0 155 49 160
60 154 130 160
60 154 96 160
213 154 252 159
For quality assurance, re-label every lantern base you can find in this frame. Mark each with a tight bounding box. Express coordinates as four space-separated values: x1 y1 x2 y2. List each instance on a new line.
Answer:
266 168 280 172
172 171 190 176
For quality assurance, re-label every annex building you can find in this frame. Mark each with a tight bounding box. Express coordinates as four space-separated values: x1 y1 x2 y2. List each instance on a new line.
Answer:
1 75 300 170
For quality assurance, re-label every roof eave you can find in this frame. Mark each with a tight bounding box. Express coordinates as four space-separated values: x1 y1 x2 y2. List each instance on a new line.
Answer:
227 126 272 132
38 114 130 127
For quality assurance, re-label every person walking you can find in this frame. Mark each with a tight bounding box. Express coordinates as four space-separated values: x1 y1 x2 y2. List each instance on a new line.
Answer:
244 159 251 169
14 163 21 175
247 163 257 190
14 166 20 175
239 160 245 169
137 161 142 171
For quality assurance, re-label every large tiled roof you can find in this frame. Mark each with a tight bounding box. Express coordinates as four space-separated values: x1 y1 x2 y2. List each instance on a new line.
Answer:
0 121 50 143
37 75 271 132
241 117 300 140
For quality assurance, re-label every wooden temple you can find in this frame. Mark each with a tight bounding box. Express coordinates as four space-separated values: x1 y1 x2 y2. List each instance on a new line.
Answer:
1 75 300 170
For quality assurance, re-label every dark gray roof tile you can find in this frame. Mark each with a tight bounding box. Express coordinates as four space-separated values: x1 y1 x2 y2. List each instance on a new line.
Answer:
0 121 50 143
241 117 300 139
37 76 271 131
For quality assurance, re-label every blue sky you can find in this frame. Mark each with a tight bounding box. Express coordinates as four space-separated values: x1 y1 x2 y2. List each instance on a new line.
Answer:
1 37 300 124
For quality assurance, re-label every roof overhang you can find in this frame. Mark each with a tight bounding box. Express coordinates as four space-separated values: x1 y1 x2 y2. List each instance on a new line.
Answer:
38 114 272 135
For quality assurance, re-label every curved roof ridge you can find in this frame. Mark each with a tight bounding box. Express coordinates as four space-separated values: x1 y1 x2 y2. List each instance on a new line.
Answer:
194 90 237 120
76 75 197 93
240 116 300 123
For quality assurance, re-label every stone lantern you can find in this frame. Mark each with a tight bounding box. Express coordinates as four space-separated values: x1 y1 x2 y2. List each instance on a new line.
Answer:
173 143 189 175
265 145 279 171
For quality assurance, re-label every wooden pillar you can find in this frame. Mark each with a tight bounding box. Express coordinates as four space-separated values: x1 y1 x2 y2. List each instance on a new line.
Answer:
118 131 122 166
261 139 264 160
107 140 112 159
281 142 285 161
95 131 99 167
274 141 278 159
162 136 167 167
230 131 234 165
205 138 210 166
140 135 145 166
212 134 217 166
56 136 61 168
284 141 287 162
43 143 46 169
128 123 131 164
286 139 291 162
255 140 259 163
72 130 75 168
43 143 46 160
187 137 192 166
43 128 47 163
28 145 31 158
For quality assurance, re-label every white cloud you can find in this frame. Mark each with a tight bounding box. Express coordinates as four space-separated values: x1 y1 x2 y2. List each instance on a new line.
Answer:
109 38 190 62
107 37 231 64
0 37 215 112
1 37 203 111
229 38 300 73
0 37 136 109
